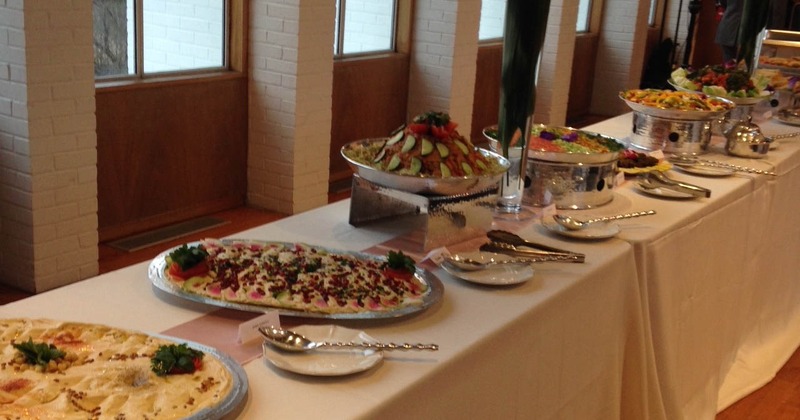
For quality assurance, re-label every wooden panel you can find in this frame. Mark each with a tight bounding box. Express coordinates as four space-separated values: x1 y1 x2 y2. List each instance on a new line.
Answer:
96 76 248 241
567 34 599 121
690 2 724 67
329 54 410 185
470 43 503 143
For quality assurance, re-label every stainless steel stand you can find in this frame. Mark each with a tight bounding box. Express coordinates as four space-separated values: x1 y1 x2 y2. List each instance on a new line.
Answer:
348 175 497 251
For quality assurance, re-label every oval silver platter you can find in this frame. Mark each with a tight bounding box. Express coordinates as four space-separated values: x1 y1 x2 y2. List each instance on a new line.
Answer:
149 240 444 320
340 138 510 196
159 335 249 420
620 90 736 121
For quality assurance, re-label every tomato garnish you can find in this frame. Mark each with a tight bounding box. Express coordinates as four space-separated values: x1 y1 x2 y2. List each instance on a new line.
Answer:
168 261 209 280
407 123 429 135
383 268 413 281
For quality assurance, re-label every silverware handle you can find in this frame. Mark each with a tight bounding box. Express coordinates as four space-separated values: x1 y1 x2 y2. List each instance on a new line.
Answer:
697 159 777 176
319 342 439 351
769 132 800 141
587 210 656 224
480 242 585 263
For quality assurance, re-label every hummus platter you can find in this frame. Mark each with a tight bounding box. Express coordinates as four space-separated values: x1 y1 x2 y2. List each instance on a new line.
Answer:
341 111 509 195
0 318 246 419
149 239 444 319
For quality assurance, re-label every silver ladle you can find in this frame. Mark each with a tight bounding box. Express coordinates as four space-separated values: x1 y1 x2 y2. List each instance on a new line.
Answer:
259 326 438 352
553 210 656 231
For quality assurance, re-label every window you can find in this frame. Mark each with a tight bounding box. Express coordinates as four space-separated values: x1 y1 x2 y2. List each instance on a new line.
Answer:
577 0 592 33
334 0 396 57
479 0 506 41
93 0 227 79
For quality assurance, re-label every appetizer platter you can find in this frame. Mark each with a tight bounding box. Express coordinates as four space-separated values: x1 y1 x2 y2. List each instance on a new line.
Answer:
617 150 672 175
0 318 247 419
149 238 444 319
669 65 773 105
620 88 735 120
341 111 509 195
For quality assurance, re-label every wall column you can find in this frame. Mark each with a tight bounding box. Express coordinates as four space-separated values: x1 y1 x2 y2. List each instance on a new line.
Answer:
0 1 98 292
407 0 481 128
248 0 334 214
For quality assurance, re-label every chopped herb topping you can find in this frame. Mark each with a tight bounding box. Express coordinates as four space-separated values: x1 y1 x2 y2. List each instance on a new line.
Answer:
12 338 66 366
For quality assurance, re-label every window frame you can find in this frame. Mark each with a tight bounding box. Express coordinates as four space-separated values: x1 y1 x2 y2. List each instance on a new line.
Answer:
95 0 231 83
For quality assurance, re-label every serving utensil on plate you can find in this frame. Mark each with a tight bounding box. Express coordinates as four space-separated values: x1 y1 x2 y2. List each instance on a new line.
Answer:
479 241 585 263
259 326 438 352
553 210 656 231
639 171 711 198
487 230 578 254
443 254 571 272
669 156 777 176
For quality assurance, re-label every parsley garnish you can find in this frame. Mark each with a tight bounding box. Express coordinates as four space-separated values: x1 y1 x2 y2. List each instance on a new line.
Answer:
150 343 204 376
12 338 65 366
168 244 209 271
386 250 416 272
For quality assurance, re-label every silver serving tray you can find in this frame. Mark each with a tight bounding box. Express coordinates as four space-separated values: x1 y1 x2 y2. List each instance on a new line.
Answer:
160 336 248 420
482 125 623 164
340 138 510 196
149 240 444 320
620 90 735 120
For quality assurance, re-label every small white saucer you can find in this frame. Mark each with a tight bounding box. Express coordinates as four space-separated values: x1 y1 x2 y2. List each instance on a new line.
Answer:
262 325 383 376
542 216 620 239
673 163 735 177
441 252 534 286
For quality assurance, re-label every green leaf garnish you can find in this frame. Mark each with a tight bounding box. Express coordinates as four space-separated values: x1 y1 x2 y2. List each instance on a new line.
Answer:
168 244 209 271
12 338 66 366
386 250 416 272
150 343 204 376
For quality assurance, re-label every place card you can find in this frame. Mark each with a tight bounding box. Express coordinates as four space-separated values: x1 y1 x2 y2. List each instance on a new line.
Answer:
649 149 665 160
540 204 557 219
424 247 451 266
238 311 281 344
615 170 626 187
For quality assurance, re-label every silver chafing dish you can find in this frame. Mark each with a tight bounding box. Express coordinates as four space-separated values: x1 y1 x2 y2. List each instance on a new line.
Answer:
484 124 624 210
621 91 735 156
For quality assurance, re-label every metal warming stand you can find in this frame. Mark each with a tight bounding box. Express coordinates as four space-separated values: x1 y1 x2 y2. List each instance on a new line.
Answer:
348 175 497 251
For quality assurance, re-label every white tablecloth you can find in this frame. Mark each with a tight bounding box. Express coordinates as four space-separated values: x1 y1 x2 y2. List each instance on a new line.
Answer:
2 112 799 419
582 113 800 419
0 201 650 419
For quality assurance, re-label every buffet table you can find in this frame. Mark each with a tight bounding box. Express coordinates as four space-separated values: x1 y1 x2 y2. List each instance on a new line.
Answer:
2 112 799 419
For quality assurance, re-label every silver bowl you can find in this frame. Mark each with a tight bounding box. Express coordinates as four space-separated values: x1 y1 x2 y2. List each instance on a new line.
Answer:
340 138 510 196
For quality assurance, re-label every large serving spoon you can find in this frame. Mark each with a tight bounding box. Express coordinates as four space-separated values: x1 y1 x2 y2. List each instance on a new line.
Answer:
553 210 656 231
443 255 539 272
259 326 438 352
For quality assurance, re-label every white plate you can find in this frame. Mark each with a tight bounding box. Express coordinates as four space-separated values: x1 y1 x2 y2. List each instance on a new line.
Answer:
441 252 534 286
774 109 800 126
634 182 698 199
262 325 383 376
542 216 620 239
672 163 735 177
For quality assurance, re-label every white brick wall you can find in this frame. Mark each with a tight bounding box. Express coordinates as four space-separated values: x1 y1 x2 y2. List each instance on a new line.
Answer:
590 0 651 115
0 1 98 292
535 0 576 126
248 0 332 214
407 0 480 131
